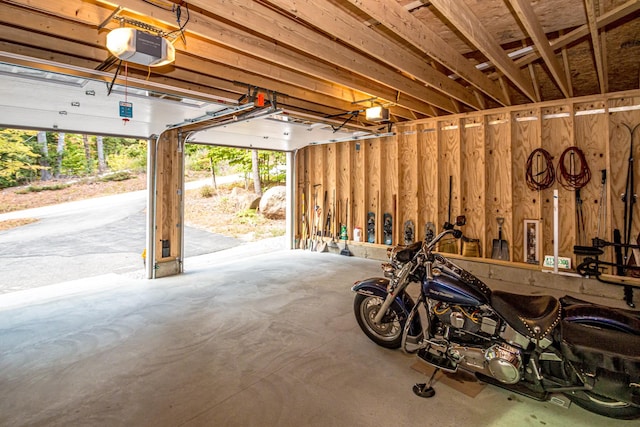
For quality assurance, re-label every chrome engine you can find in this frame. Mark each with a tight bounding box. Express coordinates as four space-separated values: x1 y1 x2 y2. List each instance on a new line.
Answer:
424 302 526 384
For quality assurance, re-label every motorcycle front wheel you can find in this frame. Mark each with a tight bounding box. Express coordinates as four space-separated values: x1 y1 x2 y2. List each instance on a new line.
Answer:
353 294 404 349
566 391 640 420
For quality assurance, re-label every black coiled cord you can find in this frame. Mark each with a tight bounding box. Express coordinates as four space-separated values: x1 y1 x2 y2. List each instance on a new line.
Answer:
525 148 555 190
557 146 591 190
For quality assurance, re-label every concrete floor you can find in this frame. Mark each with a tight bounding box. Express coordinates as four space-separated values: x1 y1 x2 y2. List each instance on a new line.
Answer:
0 241 637 426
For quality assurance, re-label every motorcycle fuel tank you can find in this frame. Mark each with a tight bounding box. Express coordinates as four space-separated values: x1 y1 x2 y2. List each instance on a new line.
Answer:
422 273 488 306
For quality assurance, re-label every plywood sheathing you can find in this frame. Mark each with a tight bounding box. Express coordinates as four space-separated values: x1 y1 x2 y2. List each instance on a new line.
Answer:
296 90 640 277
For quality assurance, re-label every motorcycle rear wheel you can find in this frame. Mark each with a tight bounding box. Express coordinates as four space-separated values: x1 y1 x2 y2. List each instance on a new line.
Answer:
353 294 404 349
566 391 640 420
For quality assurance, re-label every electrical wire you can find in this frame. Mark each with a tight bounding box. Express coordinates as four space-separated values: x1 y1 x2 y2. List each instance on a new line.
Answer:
525 148 555 191
557 146 591 190
166 3 190 45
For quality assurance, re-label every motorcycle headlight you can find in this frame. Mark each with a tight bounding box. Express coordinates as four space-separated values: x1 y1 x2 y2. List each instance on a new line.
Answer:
381 262 396 278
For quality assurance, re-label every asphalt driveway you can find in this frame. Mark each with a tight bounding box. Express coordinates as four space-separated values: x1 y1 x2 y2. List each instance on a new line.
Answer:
0 185 242 294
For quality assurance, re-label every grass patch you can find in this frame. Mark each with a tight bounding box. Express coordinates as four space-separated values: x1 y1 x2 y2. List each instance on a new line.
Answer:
98 171 134 182
200 185 216 198
0 218 38 231
15 183 71 194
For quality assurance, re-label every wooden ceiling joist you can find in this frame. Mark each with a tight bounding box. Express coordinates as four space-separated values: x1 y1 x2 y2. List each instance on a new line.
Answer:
264 0 481 111
428 0 538 102
509 0 571 98
344 0 509 107
0 0 637 126
515 0 640 70
584 0 608 94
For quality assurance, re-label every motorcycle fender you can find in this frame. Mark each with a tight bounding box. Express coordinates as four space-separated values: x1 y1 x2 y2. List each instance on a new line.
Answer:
351 278 418 330
351 277 390 297
561 319 640 404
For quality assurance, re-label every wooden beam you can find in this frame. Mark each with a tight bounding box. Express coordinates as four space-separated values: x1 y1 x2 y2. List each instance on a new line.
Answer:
598 0 609 95
344 0 509 106
585 0 607 94
3 0 440 116
266 0 481 110
428 0 537 101
559 31 574 98
121 0 445 115
0 0 432 118
524 42 543 101
509 0 570 98
515 0 640 69
0 8 370 112
182 0 460 113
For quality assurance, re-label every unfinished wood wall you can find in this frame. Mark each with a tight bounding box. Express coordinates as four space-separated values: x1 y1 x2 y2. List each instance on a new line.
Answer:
296 90 640 269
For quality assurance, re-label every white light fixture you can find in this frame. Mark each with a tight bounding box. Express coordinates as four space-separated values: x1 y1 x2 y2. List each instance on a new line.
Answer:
107 27 175 67
365 106 389 122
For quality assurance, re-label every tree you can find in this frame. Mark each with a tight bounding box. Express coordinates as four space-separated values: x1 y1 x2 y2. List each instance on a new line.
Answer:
251 149 262 195
0 132 41 188
55 132 65 178
96 135 106 173
82 134 93 174
37 131 51 181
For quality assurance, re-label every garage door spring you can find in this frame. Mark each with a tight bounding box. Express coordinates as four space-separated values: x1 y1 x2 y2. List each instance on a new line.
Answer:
525 148 555 191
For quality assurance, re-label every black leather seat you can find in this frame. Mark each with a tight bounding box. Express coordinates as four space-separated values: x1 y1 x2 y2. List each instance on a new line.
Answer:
491 290 561 341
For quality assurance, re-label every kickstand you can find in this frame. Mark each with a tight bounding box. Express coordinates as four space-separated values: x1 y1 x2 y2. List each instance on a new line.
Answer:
624 285 635 308
413 367 440 398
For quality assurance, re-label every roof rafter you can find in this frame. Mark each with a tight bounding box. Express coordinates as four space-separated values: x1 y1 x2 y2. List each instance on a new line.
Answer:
584 0 608 93
509 0 570 98
428 0 537 102
264 0 481 110
344 0 509 106
515 0 640 69
179 0 456 114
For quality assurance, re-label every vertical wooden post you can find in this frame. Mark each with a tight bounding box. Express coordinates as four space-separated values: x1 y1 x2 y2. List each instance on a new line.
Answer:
150 128 184 278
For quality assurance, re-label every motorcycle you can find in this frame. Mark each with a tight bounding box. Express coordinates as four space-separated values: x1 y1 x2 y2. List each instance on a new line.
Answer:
352 216 640 419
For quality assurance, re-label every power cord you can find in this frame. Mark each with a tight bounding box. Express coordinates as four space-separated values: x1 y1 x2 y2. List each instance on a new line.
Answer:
525 148 555 190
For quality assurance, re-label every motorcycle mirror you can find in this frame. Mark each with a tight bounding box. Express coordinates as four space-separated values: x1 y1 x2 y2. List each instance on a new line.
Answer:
455 215 466 226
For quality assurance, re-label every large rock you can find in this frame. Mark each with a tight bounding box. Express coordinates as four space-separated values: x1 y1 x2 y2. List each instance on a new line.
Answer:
259 186 286 219
231 187 261 210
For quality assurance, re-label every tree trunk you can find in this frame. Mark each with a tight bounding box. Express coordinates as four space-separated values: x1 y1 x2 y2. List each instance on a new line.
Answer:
96 135 106 173
37 131 50 181
82 134 93 174
251 149 262 195
55 132 65 178
209 157 217 189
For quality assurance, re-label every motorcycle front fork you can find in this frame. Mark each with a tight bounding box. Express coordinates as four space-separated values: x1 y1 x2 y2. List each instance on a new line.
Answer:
401 295 432 354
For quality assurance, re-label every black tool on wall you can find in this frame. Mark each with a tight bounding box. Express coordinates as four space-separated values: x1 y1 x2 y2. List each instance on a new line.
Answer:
620 123 640 305
491 217 509 260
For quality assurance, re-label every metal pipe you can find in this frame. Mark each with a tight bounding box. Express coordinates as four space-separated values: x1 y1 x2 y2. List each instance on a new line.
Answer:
554 189 559 274
286 150 295 250
146 135 159 279
178 130 186 274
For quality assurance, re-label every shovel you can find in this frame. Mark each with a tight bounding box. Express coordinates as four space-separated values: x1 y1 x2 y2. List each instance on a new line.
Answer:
317 190 328 252
491 217 509 261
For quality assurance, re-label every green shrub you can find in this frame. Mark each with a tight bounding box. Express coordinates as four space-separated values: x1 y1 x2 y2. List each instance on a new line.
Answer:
200 185 215 198
15 183 71 194
98 171 133 182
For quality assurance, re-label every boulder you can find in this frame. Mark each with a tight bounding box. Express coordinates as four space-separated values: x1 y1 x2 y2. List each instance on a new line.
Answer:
231 187 261 210
259 186 286 219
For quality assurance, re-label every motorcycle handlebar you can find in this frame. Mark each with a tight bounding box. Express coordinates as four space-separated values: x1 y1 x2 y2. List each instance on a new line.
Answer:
425 227 462 251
